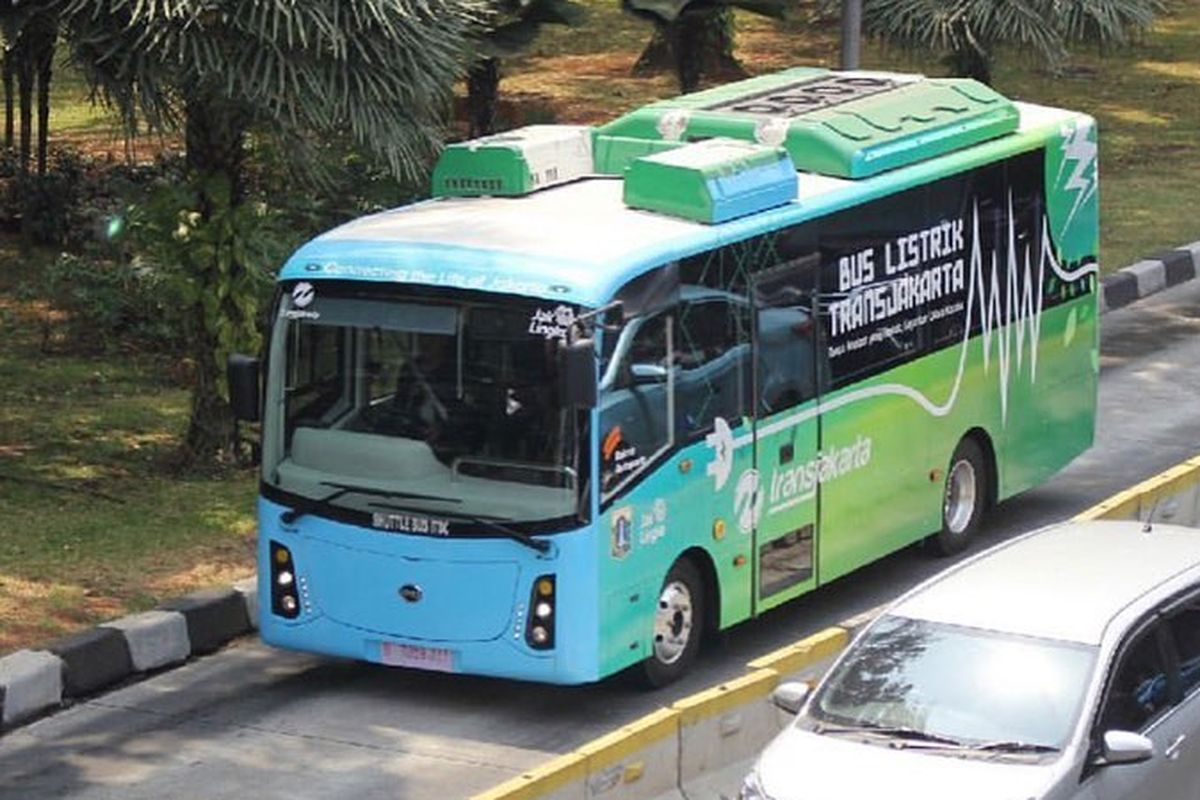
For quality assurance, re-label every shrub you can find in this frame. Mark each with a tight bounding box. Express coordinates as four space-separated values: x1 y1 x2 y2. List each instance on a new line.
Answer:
43 252 186 353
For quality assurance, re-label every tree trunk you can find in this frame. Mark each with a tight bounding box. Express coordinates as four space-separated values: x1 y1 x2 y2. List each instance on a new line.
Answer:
466 57 501 138
29 11 55 177
35 42 51 177
946 45 992 85
185 97 247 204
632 9 745 92
16 48 31 176
3 51 13 151
179 98 249 465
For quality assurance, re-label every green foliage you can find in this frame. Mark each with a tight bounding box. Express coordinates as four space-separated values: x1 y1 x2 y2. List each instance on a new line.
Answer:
481 0 589 59
126 177 290 389
59 0 485 182
624 0 786 24
0 146 188 250
43 252 185 353
860 0 1168 83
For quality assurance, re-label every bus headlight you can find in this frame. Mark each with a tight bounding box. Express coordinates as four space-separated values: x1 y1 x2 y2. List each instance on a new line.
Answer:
525 574 555 650
270 540 302 619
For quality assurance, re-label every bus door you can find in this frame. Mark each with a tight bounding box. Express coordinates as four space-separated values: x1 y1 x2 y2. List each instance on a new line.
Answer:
750 257 821 614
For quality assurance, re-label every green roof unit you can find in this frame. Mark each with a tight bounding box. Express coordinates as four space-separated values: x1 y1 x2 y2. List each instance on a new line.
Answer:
622 138 797 224
432 125 594 197
594 69 1020 179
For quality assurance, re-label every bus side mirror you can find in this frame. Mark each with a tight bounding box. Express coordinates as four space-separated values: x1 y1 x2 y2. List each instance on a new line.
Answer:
227 354 261 422
560 338 597 409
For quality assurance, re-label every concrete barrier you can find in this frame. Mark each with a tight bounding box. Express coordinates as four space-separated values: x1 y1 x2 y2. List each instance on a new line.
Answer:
473 451 1200 800
470 627 845 800
474 710 681 800
675 670 784 800
0 586 256 732
1074 455 1200 526
0 650 63 729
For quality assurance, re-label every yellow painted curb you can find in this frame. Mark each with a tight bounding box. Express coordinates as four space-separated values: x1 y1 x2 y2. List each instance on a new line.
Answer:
575 706 679 773
1075 455 1200 521
470 751 588 800
745 626 848 675
673 668 779 726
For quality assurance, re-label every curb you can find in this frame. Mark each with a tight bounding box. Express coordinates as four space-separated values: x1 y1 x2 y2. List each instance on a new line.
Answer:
1098 242 1200 313
0 577 257 732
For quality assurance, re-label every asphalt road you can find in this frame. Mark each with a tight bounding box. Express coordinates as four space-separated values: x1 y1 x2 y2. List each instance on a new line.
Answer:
2 281 1199 800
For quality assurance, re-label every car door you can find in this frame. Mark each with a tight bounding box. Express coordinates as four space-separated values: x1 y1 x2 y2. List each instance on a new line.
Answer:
1157 592 1200 798
1083 618 1191 800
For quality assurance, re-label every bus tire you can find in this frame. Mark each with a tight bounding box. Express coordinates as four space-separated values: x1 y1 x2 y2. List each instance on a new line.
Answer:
641 558 703 687
931 437 987 557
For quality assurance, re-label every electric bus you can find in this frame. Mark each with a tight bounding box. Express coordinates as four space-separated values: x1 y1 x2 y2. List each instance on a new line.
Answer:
229 68 1099 685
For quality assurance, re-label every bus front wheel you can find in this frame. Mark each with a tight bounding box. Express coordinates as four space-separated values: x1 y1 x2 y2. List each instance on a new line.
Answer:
641 558 703 687
931 438 987 557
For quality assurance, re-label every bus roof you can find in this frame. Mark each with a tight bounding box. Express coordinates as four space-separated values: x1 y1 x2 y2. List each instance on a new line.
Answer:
280 99 1085 309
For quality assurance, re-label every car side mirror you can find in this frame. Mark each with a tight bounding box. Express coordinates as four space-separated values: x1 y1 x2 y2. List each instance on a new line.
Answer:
771 681 811 715
1097 730 1155 767
559 338 596 409
227 354 261 422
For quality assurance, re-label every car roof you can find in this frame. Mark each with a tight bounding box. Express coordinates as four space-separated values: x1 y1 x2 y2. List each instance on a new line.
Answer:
892 520 1200 645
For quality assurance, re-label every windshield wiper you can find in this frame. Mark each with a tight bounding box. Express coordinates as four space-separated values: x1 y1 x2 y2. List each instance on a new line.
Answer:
970 741 1059 754
816 721 965 748
280 482 458 524
439 510 552 555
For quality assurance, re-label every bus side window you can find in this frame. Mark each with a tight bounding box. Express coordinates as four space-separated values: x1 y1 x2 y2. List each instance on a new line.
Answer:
676 297 750 436
600 313 675 499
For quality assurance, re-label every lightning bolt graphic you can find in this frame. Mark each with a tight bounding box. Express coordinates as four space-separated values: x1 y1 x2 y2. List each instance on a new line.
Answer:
1055 121 1098 233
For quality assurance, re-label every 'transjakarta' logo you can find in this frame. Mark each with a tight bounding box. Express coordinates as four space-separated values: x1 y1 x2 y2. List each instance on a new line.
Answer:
765 435 872 515
285 281 321 320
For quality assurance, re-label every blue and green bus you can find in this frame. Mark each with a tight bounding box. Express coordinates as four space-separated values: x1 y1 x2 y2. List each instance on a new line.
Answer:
229 68 1099 685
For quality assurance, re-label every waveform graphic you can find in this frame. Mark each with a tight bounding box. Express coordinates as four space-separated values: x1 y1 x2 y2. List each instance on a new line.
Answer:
714 193 1098 474
966 193 1097 423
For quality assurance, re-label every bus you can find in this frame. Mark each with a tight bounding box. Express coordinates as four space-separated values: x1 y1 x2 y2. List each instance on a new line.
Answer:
228 68 1099 686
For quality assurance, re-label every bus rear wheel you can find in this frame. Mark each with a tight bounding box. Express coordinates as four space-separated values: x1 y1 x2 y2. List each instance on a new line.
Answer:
931 438 987 557
641 558 703 688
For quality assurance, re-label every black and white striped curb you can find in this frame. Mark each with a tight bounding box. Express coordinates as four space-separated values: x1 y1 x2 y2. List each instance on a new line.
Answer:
0 579 257 732
1099 242 1200 313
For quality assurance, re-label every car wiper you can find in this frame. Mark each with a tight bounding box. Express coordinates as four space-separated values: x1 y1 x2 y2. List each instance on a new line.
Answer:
816 721 965 748
439 510 552 555
970 740 1059 754
280 482 458 524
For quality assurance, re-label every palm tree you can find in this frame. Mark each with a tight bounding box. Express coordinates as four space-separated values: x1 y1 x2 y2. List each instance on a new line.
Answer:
469 0 587 137
0 2 56 176
625 0 788 93
861 0 1166 85
57 0 483 463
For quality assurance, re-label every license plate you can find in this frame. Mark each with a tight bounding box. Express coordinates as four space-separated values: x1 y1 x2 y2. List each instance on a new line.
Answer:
379 642 456 672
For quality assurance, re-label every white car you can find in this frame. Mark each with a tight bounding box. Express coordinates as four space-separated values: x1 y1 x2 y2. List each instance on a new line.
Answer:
741 519 1200 800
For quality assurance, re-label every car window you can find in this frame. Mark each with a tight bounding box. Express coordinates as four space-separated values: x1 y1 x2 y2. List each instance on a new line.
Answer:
1097 624 1173 733
1164 599 1200 697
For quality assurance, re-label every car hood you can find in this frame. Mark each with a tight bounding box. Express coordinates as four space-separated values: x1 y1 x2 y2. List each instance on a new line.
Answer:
755 726 1059 800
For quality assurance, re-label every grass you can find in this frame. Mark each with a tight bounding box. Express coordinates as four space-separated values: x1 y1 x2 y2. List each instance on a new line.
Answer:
0 248 256 655
0 5 1195 654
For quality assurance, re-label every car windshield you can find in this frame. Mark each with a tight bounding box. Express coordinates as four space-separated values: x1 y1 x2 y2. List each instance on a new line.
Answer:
805 615 1096 754
261 282 588 530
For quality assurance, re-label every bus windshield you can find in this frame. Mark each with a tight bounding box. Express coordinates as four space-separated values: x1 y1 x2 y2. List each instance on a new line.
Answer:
261 283 588 531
